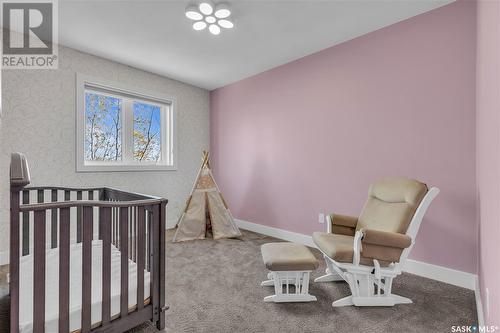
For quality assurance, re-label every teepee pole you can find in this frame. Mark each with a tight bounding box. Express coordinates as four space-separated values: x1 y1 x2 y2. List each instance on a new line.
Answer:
176 151 210 226
174 150 241 241
206 165 234 216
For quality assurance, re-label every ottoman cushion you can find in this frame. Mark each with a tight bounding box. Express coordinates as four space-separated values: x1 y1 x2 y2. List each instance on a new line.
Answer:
261 242 319 271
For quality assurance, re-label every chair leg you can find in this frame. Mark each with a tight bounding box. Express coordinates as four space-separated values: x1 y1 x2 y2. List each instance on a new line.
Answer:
261 279 274 286
332 296 354 307
331 269 412 307
389 294 412 305
314 272 344 282
315 256 344 282
264 294 317 303
343 294 412 306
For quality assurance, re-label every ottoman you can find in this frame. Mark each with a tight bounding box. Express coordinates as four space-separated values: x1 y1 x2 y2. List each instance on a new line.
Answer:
260 242 319 302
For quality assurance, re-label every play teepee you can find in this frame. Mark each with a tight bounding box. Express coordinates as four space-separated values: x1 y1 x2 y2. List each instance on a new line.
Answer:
173 151 241 242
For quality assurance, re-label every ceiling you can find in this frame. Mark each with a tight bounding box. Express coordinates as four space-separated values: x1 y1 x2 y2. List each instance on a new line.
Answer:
59 0 455 90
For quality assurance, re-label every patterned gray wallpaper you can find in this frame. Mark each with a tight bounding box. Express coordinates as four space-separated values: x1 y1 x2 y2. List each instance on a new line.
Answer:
0 46 210 261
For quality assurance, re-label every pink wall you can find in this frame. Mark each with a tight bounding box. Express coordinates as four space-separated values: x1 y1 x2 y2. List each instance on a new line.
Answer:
476 0 500 325
210 1 477 273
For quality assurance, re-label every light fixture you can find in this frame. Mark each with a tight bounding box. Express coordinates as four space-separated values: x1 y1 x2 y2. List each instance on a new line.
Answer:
205 16 216 24
185 2 233 35
199 2 214 15
217 19 233 29
185 5 203 20
193 21 207 31
214 3 231 18
208 24 221 35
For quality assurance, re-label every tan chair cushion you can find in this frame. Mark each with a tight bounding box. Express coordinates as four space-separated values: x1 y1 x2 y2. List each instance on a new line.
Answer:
330 214 357 236
330 214 358 228
332 225 356 236
356 177 428 233
361 229 412 263
313 232 393 267
312 232 354 263
261 243 319 271
362 229 412 249
361 243 405 263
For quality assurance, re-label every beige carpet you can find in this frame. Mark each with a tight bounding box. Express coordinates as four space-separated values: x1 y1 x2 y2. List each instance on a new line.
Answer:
1 229 477 333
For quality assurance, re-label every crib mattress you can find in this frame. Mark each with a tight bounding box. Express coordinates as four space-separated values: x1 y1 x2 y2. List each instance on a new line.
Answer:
18 240 151 333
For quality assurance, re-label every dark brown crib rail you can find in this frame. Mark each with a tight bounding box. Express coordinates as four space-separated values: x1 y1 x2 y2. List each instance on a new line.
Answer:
10 155 167 333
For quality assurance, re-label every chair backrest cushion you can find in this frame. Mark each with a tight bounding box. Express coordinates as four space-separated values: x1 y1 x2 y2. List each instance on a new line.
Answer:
356 177 428 234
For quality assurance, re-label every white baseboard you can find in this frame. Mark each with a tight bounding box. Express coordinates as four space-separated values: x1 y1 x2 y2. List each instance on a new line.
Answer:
235 219 477 290
475 276 485 327
403 259 476 290
236 219 315 247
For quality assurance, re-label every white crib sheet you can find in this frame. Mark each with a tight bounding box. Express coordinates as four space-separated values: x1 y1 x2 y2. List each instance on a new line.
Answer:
18 240 151 333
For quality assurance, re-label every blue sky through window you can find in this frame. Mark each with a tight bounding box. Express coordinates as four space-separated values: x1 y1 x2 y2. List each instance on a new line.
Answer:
133 102 161 161
85 92 122 161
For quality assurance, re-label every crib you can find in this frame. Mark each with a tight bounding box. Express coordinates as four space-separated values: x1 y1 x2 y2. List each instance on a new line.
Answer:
9 153 167 332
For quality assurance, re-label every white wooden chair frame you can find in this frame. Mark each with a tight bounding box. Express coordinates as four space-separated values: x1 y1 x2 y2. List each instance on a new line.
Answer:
261 271 317 302
314 187 439 307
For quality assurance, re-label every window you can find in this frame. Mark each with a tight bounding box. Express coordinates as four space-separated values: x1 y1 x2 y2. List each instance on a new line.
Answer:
85 92 122 162
76 74 176 172
133 101 162 162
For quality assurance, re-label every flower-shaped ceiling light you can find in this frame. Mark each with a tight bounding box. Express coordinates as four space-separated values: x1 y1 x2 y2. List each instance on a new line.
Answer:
185 2 233 35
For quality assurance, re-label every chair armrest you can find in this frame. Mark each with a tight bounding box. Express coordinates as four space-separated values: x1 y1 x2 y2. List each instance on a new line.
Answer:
359 229 412 264
328 214 358 236
362 229 411 249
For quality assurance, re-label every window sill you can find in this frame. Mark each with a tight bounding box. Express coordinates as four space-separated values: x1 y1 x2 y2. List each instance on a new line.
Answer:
76 163 177 173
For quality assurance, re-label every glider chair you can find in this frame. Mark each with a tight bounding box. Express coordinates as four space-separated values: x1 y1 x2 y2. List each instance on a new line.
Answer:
313 177 439 307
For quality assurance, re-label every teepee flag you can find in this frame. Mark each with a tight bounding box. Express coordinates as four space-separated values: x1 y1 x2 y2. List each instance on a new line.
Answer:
173 151 241 242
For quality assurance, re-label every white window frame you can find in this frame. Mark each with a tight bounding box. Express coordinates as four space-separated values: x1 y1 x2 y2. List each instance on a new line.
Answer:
76 74 177 172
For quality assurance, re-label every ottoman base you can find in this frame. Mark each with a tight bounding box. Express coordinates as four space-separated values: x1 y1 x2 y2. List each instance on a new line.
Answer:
261 270 317 303
264 294 317 303
261 242 319 303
